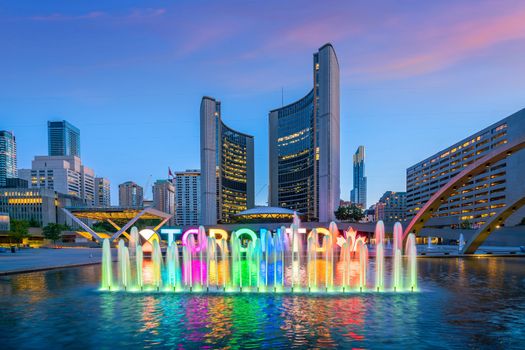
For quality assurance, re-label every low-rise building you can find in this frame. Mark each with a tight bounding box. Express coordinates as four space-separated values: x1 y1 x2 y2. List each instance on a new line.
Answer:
0 187 86 227
375 191 407 222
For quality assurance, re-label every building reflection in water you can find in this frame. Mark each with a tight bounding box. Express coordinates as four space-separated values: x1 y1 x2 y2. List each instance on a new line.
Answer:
140 296 161 336
205 297 233 344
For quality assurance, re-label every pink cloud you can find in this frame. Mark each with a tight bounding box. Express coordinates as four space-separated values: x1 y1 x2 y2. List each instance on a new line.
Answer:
352 5 525 79
239 13 361 60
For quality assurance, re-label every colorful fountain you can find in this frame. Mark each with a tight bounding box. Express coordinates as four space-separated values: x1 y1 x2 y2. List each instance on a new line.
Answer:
101 221 418 293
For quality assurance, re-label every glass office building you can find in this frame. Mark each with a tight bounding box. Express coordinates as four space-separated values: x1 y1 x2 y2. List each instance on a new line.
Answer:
269 43 340 222
351 145 367 208
0 131 17 188
48 120 81 157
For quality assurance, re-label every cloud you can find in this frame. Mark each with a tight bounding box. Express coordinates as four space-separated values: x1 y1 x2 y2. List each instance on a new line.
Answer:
30 11 106 21
29 8 167 22
350 4 525 79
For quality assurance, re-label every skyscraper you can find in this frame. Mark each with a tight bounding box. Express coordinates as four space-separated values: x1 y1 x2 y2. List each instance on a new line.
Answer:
153 179 175 222
351 145 367 208
174 169 201 226
269 43 340 222
200 96 255 224
118 181 143 208
95 177 111 207
48 120 81 157
0 131 17 188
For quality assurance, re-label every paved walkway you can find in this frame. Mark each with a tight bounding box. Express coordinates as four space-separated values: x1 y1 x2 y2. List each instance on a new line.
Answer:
0 248 113 275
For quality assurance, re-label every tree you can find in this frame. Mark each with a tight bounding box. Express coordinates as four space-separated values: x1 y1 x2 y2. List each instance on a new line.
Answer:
92 221 115 233
9 220 30 247
43 223 66 246
459 220 472 229
28 218 40 227
334 204 364 222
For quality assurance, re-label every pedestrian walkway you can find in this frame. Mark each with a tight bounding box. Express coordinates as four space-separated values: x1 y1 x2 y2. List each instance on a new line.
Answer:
0 248 111 275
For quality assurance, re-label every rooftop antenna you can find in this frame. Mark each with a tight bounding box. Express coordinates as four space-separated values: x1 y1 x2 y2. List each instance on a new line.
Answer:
281 87 284 107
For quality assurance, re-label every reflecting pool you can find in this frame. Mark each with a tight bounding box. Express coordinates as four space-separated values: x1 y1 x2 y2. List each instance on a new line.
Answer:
1 258 524 349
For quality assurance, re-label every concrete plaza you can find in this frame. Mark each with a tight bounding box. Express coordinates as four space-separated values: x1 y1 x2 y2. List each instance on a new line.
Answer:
0 248 111 275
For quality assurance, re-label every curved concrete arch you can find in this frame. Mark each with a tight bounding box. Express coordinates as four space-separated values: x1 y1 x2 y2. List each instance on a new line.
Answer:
403 137 525 241
462 196 525 254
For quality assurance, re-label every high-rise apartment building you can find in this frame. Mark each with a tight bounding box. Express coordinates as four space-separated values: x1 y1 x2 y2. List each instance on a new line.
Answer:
0 131 17 188
375 191 407 222
268 43 340 222
48 120 81 157
153 179 175 222
19 155 95 205
200 97 255 224
118 181 144 208
406 108 525 228
174 169 201 226
95 177 111 207
350 145 367 208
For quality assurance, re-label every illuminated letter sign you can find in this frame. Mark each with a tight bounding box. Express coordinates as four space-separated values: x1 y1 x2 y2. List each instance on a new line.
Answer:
233 228 257 252
160 228 181 247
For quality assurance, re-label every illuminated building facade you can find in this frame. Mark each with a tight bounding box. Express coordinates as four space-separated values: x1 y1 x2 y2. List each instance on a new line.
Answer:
0 188 85 226
375 191 407 222
48 120 81 157
19 155 95 205
351 145 367 208
269 43 340 222
174 169 201 226
0 130 17 188
118 181 144 208
200 96 255 224
406 108 525 228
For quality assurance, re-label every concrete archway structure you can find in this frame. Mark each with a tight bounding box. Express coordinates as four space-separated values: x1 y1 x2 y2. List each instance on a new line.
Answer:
461 196 525 254
403 137 525 247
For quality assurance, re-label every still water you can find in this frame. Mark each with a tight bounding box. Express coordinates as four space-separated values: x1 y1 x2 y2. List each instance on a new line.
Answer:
1 258 524 349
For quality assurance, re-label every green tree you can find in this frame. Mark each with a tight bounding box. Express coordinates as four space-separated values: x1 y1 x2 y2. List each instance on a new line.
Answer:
9 220 30 247
334 205 364 222
43 223 66 246
28 218 40 227
92 221 115 233
459 220 472 229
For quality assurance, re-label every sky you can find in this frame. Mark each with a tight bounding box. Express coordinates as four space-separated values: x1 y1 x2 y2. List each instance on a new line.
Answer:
1 0 525 206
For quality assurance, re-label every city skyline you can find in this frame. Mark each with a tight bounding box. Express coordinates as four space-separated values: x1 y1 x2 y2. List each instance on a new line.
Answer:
2 1 525 206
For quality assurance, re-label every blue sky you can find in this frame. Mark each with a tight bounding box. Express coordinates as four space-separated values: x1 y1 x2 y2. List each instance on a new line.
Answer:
1 0 525 206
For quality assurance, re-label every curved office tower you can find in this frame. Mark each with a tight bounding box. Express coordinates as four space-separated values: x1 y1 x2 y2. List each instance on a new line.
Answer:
269 43 340 222
200 97 255 224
